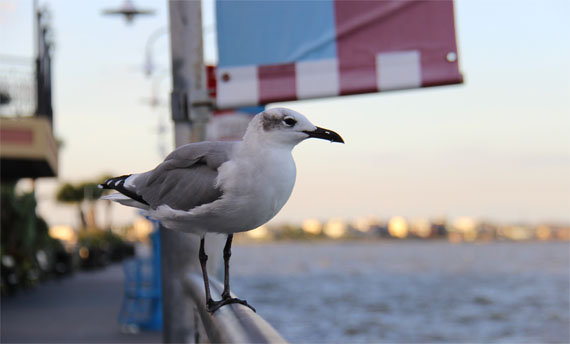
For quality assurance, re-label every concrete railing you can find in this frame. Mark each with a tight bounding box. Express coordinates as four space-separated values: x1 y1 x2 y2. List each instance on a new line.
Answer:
183 274 287 343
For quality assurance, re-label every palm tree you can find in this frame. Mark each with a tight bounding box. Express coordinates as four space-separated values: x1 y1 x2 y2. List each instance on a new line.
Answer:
56 183 87 229
79 181 106 229
56 177 110 230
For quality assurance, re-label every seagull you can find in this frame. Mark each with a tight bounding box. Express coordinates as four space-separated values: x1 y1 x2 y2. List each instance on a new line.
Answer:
100 107 344 313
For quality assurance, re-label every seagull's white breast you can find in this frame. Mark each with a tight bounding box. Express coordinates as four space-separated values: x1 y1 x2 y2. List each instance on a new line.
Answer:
212 146 297 232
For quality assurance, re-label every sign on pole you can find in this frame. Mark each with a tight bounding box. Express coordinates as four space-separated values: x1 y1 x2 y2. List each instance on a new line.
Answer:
215 0 463 109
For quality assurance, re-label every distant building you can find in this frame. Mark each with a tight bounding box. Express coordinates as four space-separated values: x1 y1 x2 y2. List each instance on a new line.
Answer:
475 222 497 241
535 225 553 240
450 217 478 242
498 225 534 241
246 225 271 240
352 216 380 234
323 218 348 239
388 216 408 239
409 218 431 238
431 217 448 237
554 226 570 241
301 218 323 235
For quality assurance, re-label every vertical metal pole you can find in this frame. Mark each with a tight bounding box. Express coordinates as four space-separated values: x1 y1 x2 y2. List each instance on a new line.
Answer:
34 1 43 117
162 1 214 342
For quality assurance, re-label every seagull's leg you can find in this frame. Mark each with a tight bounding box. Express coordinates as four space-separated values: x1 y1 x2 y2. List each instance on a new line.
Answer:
221 233 233 299
199 236 214 307
206 234 256 313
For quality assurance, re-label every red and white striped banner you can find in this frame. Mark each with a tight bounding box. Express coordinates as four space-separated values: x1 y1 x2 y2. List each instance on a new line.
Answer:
215 0 462 109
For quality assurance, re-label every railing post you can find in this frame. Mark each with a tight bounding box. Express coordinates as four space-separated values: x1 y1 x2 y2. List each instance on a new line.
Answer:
162 0 216 342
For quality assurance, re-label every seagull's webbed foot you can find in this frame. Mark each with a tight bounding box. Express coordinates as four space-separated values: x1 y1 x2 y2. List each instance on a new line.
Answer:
207 296 256 313
201 234 256 314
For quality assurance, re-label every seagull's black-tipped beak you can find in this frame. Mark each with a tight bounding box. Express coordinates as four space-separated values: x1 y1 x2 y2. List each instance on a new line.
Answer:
303 126 345 143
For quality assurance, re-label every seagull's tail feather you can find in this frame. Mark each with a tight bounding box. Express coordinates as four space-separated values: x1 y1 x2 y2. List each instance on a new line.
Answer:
99 174 150 209
101 193 150 209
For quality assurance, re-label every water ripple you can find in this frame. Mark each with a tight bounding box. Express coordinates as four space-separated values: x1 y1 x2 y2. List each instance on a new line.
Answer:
232 241 570 343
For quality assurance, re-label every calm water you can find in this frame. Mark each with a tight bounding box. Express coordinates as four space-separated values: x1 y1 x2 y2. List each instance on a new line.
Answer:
230 241 569 343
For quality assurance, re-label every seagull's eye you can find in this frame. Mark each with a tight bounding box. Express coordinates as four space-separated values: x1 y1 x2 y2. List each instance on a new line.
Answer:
283 118 297 127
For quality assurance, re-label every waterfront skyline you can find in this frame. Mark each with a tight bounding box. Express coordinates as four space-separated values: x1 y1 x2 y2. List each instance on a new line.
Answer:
1 0 568 228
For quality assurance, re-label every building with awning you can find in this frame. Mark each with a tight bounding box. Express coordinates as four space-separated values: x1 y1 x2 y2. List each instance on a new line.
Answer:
0 4 56 181
1 116 58 180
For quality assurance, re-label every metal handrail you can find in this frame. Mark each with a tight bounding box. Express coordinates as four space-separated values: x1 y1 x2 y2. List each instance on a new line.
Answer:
183 274 287 343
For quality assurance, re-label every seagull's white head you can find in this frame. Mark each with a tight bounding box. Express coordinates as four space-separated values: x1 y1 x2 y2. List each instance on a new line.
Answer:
243 107 344 147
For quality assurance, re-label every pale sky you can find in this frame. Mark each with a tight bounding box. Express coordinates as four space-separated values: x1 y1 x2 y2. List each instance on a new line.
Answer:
1 0 569 228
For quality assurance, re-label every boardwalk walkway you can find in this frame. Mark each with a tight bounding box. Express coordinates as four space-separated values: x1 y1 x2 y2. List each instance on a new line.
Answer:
1 264 161 343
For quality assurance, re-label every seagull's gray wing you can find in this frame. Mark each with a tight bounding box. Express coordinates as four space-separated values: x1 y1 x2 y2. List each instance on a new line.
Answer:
134 141 236 211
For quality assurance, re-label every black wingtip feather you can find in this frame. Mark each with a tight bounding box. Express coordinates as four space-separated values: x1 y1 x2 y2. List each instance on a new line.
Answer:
101 174 149 206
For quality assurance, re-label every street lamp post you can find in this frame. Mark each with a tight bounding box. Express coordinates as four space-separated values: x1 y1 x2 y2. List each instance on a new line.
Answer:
144 26 169 77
